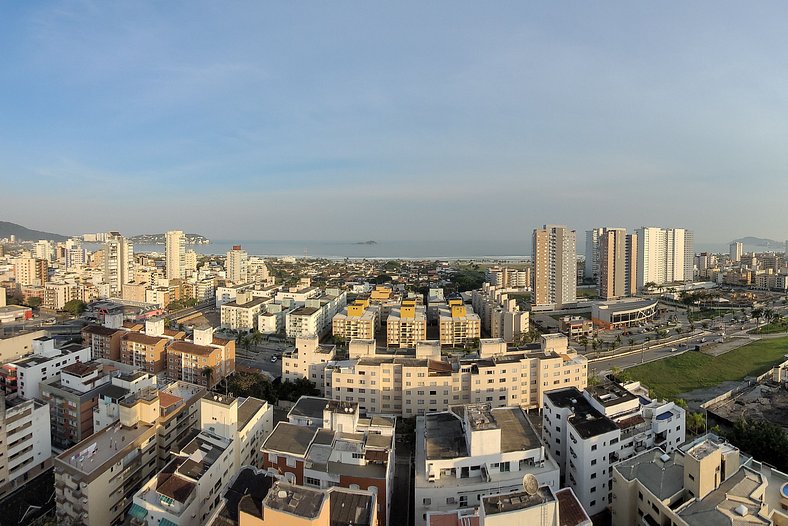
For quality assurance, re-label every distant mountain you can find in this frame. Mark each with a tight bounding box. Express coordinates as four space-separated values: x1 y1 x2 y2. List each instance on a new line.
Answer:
731 236 784 248
128 233 211 245
0 221 68 242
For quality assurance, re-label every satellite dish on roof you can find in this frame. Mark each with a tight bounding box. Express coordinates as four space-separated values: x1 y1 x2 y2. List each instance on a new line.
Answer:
277 490 288 499
523 474 539 495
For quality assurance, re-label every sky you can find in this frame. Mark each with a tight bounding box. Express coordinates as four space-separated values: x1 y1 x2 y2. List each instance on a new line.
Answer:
1 1 787 244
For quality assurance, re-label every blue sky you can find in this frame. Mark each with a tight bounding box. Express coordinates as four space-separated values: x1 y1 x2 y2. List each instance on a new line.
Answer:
1 2 786 243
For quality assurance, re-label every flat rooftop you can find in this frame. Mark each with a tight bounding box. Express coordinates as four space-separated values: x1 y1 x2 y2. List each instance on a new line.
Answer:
614 448 684 500
546 388 619 439
425 412 467 460
288 396 358 422
237 397 266 430
587 381 638 408
263 482 325 519
481 486 554 516
262 422 318 456
56 420 155 476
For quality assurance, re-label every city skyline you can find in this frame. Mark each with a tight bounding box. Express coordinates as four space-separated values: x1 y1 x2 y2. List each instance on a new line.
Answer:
2 3 788 243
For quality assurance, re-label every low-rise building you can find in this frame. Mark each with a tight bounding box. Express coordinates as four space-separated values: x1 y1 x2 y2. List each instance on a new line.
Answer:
220 291 268 331
591 298 658 330
332 300 378 342
543 382 686 516
166 326 235 388
559 316 594 339
282 335 336 387
612 434 788 526
129 393 273 526
82 324 124 361
426 486 591 526
92 371 157 433
13 336 91 400
386 300 428 348
54 381 205 526
326 334 587 417
261 396 394 526
415 404 560 526
438 299 481 347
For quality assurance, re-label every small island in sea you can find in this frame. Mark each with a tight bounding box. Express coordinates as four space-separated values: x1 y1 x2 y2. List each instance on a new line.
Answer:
354 240 377 245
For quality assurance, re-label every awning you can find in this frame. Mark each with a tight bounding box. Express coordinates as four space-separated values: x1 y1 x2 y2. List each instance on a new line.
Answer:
128 503 147 520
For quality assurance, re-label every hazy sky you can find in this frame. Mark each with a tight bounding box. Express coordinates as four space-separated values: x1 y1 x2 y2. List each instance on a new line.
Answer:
1 2 787 243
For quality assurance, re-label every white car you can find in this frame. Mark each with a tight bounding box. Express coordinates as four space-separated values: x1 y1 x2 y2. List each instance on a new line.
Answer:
270 356 278 363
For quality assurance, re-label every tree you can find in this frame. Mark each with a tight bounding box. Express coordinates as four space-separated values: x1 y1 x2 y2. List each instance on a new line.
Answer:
202 366 214 388
752 308 764 324
578 336 589 354
687 412 706 435
63 299 87 316
675 398 688 410
26 296 41 308
725 419 788 472
277 378 320 402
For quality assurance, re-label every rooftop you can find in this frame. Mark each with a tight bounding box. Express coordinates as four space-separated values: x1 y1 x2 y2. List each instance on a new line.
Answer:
329 488 375 526
425 412 467 460
262 422 318 456
169 340 219 356
554 488 592 526
481 485 554 516
288 396 358 422
587 381 638 408
546 388 619 439
263 482 325 519
56 420 155 476
123 331 167 346
237 397 266 430
82 324 121 337
215 467 274 525
679 467 768 526
614 448 684 500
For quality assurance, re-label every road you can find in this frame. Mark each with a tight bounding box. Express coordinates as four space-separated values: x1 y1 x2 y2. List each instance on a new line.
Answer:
235 347 284 378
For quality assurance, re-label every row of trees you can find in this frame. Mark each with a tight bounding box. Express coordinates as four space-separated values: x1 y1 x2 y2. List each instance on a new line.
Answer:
218 371 320 404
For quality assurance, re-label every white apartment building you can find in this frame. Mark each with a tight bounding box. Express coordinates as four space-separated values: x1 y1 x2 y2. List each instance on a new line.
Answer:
486 266 529 289
730 241 743 262
92 371 157 433
165 230 186 280
103 232 134 298
415 404 560 526
324 334 587 418
220 292 268 331
636 227 695 289
543 382 686 516
276 286 321 304
13 337 91 400
225 245 249 285
426 485 591 526
0 396 51 499
130 393 273 526
286 290 347 339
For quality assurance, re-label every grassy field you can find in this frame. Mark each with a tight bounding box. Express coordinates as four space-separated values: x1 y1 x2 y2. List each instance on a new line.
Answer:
624 337 788 399
751 320 788 334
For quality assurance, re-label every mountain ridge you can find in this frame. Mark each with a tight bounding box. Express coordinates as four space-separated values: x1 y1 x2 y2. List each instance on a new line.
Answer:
0 221 68 242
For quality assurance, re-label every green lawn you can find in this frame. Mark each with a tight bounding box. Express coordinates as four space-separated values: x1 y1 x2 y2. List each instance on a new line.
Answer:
624 337 788 399
751 320 788 335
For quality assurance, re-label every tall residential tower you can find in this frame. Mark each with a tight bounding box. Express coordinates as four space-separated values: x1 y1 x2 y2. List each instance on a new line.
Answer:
165 230 186 279
532 225 577 309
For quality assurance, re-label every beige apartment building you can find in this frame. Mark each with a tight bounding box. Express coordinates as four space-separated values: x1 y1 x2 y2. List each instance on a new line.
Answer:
612 433 788 526
386 299 427 348
438 299 481 347
599 228 638 300
166 327 235 388
325 334 587 417
13 257 48 286
54 381 205 526
282 335 337 386
332 299 378 342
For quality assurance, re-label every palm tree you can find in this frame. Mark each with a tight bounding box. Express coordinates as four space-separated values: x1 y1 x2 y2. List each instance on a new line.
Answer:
578 336 589 354
202 365 214 388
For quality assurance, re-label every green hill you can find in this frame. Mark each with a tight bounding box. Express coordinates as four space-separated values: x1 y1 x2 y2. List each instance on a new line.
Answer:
0 221 69 242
